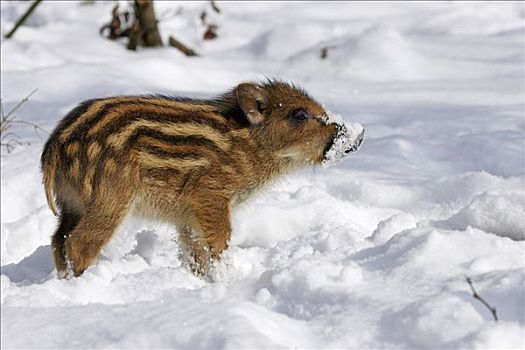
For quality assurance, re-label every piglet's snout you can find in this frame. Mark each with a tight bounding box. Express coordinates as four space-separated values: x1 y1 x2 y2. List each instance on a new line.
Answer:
343 124 365 154
338 122 365 154
322 121 364 167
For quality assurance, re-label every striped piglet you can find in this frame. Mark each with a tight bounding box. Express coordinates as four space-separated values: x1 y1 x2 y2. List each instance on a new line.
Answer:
41 80 364 278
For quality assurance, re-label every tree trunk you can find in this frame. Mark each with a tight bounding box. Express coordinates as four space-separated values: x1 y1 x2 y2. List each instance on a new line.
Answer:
134 0 163 47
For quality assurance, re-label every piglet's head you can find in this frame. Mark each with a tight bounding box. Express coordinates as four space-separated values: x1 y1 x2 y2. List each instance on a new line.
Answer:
236 80 364 167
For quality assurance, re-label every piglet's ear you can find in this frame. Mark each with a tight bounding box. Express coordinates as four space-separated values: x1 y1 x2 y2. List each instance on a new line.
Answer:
236 83 268 125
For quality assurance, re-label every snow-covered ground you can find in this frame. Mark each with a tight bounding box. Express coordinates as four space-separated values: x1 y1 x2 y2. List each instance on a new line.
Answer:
1 1 524 348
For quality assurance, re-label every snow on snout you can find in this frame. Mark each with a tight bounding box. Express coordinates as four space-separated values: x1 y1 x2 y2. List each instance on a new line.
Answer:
321 110 364 167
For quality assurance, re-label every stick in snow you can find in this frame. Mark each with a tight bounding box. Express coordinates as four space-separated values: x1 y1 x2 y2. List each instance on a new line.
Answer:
4 0 43 39
168 36 199 57
465 276 498 321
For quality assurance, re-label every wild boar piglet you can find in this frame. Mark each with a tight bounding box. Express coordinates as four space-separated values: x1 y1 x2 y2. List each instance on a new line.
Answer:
41 79 364 278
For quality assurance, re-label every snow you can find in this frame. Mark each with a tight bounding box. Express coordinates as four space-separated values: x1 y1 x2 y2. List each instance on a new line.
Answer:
322 110 364 166
1 1 524 349
445 190 525 240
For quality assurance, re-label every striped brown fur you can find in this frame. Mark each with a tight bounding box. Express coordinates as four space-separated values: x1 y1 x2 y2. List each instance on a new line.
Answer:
41 80 350 278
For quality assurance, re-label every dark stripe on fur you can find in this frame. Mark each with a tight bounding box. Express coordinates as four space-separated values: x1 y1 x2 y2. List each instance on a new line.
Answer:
95 109 231 141
126 128 226 154
138 144 204 160
65 100 231 143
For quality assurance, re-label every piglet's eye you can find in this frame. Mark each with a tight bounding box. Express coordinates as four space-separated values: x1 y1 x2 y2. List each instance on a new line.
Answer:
291 109 309 122
256 100 267 113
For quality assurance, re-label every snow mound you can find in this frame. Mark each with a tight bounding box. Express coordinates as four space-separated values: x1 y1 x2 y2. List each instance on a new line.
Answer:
401 294 484 347
248 23 333 61
370 213 417 245
450 131 525 177
446 190 525 240
414 2 525 35
290 25 435 81
469 322 525 349
341 26 429 81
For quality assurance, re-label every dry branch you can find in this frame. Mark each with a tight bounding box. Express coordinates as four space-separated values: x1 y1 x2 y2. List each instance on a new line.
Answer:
4 0 43 39
320 45 337 60
1 89 38 123
99 5 125 40
168 36 198 56
1 89 47 153
100 0 163 50
210 1 221 14
466 276 498 321
200 1 220 41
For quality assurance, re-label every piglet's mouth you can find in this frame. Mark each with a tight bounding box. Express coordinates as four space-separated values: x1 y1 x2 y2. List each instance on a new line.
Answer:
321 111 364 167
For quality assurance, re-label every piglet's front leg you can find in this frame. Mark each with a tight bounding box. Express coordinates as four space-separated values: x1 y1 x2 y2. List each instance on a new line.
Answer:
183 195 232 276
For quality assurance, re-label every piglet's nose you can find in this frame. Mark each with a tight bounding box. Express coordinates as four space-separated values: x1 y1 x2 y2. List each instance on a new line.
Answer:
345 129 364 153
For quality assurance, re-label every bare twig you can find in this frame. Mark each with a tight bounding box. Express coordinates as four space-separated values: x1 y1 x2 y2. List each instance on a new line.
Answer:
200 10 207 25
210 1 221 14
10 120 48 136
320 47 328 59
1 132 21 140
1 138 24 153
2 89 38 121
1 89 47 154
320 45 337 60
99 5 123 40
100 0 163 50
466 276 498 321
4 0 43 39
